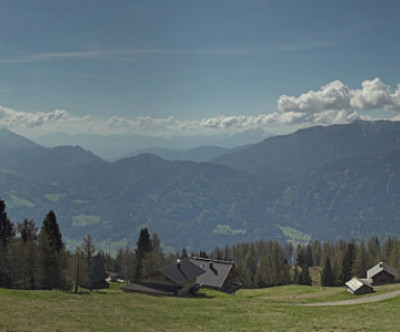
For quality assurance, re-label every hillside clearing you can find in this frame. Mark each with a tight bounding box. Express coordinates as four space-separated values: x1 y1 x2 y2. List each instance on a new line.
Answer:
1 283 400 331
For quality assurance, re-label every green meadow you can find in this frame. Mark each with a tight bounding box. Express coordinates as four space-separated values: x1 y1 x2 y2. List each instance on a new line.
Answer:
1 283 400 331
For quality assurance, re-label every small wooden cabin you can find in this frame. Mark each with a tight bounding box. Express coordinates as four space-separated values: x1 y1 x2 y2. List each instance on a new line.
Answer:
367 262 398 285
345 277 373 295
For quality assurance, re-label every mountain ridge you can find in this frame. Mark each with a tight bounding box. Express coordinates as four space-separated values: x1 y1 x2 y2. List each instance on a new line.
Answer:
2 120 400 251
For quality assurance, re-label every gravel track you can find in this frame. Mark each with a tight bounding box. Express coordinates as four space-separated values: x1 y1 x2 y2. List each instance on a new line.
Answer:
301 290 400 306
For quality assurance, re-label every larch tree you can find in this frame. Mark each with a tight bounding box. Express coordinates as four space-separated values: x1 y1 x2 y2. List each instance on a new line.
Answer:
83 234 95 291
16 219 39 289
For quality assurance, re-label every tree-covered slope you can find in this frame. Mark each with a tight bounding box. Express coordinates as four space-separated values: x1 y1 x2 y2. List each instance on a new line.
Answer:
3 121 400 252
213 120 400 174
47 154 283 251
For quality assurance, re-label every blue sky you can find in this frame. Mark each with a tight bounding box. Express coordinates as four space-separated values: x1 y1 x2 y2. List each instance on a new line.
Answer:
1 0 400 141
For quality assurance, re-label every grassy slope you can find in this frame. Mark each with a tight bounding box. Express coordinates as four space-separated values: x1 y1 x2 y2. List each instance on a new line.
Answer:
1 283 400 331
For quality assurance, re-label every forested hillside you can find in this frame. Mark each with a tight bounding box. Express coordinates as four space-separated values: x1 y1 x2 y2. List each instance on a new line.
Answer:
2 120 400 251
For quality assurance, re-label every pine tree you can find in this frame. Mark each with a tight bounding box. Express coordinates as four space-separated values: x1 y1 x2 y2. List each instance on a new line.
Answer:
41 210 63 253
0 199 15 246
135 228 152 279
339 241 357 285
38 210 67 290
0 199 15 287
352 239 368 278
320 257 335 286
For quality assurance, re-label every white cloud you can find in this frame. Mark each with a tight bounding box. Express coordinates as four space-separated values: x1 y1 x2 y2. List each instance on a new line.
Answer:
277 78 400 114
1 78 400 139
350 78 400 111
278 80 351 114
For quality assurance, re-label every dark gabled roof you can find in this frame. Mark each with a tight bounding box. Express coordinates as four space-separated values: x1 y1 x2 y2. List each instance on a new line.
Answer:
160 258 205 286
189 257 235 289
367 262 398 279
120 281 180 296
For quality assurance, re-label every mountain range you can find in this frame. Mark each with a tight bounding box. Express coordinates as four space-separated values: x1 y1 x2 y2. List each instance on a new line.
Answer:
1 120 400 252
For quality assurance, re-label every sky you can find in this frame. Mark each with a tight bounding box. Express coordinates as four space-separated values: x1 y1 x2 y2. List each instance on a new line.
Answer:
1 0 400 143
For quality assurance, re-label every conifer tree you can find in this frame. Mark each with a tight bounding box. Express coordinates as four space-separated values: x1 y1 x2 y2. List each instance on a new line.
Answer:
320 257 335 286
135 228 152 279
38 210 67 290
339 241 356 285
0 199 15 288
0 199 15 246
352 239 368 278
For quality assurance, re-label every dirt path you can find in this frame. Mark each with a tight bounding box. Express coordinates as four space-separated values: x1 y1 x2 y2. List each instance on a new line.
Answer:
301 290 400 306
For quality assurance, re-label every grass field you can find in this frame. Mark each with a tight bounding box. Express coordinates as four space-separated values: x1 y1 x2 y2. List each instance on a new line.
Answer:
1 283 400 331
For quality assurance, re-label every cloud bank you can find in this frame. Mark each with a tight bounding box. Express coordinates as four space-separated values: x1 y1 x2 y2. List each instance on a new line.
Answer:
277 78 400 124
1 78 400 138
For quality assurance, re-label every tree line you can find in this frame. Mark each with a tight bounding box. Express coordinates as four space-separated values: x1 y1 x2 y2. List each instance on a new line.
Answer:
0 199 69 290
206 237 400 288
2 197 400 291
0 198 176 290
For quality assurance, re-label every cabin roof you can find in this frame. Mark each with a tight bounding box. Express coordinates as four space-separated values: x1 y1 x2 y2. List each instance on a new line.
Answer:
367 262 398 279
345 277 373 292
160 258 205 286
189 257 235 289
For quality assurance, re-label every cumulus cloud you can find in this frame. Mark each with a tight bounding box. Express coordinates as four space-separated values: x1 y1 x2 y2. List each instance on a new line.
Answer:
278 78 400 114
350 78 400 111
0 106 91 134
2 78 400 139
0 106 71 128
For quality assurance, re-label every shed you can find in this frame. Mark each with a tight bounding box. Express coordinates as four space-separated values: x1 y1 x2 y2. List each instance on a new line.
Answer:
367 262 398 285
189 257 242 293
345 277 373 295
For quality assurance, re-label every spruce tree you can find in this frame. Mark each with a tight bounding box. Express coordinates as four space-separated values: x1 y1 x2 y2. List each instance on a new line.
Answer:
0 199 15 246
339 241 356 285
321 257 335 286
352 240 368 278
0 199 15 288
41 210 63 253
38 210 66 290
134 228 152 279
